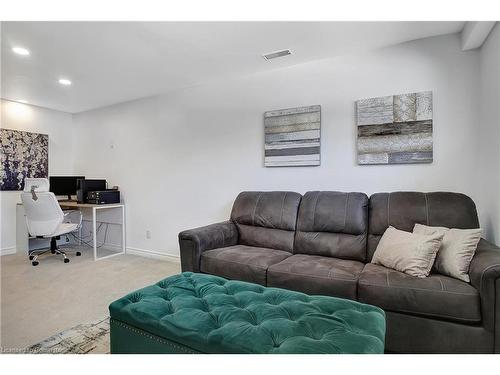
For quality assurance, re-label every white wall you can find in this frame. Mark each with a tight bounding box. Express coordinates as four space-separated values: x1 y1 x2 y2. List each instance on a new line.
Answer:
73 33 493 258
0 100 75 253
477 24 500 243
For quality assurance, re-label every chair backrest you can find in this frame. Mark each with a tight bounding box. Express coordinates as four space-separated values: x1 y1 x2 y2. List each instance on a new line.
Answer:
21 178 64 236
367 192 480 261
294 191 369 261
230 191 302 252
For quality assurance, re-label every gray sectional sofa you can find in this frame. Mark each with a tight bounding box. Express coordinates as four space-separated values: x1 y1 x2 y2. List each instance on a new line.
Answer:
178 191 500 353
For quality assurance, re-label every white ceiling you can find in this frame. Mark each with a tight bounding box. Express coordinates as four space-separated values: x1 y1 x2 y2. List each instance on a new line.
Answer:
1 21 465 113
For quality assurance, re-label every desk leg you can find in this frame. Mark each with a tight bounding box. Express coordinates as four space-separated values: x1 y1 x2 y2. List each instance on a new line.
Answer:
93 207 97 261
122 205 126 255
16 204 29 255
93 205 126 261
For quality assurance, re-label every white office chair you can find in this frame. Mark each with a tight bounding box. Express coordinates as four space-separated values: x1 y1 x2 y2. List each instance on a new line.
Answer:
21 178 83 266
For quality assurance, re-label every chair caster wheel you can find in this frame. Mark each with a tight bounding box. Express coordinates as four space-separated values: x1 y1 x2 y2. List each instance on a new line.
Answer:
76 252 81 256
51 250 56 254
29 255 34 260
32 261 39 266
64 258 70 263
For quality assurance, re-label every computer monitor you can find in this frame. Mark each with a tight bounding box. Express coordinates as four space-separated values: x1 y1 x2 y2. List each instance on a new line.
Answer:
49 176 85 200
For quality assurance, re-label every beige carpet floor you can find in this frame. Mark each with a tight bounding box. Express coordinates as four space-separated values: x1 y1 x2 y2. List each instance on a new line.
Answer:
0 246 180 351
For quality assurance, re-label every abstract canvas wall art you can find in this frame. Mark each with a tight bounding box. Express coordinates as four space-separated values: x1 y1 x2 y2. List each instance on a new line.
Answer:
264 105 321 167
356 91 433 165
0 128 49 190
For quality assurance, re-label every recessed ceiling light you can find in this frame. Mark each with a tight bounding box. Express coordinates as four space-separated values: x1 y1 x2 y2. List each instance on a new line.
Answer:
18 100 28 104
58 79 72 86
12 47 30 56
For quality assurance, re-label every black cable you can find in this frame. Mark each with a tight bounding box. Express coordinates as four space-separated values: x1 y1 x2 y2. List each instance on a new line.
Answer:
101 223 110 248
73 222 103 241
70 224 100 243
71 232 107 249
70 222 111 249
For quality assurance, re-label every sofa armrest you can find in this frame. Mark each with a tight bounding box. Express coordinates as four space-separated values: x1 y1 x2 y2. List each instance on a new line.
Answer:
178 221 238 272
469 238 500 350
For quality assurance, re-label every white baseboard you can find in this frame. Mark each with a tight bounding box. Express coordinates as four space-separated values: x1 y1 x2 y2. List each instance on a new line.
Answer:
1 247 17 256
126 247 180 263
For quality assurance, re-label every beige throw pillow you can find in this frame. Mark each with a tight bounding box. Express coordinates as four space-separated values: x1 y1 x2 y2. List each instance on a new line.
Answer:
372 226 444 278
413 224 482 282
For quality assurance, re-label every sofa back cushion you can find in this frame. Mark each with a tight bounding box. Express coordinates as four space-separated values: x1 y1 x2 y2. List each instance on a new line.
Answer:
294 191 369 261
368 192 480 261
230 191 302 252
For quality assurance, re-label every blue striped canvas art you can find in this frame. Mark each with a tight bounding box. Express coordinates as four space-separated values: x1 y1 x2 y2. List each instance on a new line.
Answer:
264 105 321 167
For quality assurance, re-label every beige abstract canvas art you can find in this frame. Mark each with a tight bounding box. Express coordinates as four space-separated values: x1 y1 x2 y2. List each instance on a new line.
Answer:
356 91 433 165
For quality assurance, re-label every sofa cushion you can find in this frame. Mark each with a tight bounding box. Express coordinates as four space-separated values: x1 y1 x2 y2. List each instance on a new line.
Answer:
201 245 291 285
367 192 480 261
358 263 481 324
267 254 365 299
413 224 482 283
294 191 368 261
231 191 302 252
371 226 443 278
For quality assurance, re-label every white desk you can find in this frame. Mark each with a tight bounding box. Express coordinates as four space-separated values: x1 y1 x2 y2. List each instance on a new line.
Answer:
17 201 126 261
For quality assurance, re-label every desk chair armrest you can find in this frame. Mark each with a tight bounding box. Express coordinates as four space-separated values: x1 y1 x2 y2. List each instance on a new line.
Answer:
178 221 238 272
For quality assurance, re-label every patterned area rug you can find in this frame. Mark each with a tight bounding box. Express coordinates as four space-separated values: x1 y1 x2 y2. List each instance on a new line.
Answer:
24 317 110 354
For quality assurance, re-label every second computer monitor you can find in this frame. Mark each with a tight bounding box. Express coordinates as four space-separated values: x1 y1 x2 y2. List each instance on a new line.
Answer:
76 179 107 203
49 176 85 200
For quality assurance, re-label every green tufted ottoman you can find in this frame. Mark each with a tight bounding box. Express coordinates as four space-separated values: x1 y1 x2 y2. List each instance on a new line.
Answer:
109 272 386 354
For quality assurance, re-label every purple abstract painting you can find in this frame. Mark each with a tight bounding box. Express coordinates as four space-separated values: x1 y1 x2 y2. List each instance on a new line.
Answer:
0 128 48 190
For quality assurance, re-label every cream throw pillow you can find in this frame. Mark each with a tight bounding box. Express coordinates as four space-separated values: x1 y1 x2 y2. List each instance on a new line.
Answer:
413 224 482 282
372 226 444 278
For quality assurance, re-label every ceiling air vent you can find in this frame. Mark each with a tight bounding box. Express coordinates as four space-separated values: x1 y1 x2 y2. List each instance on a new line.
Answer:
262 49 292 61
